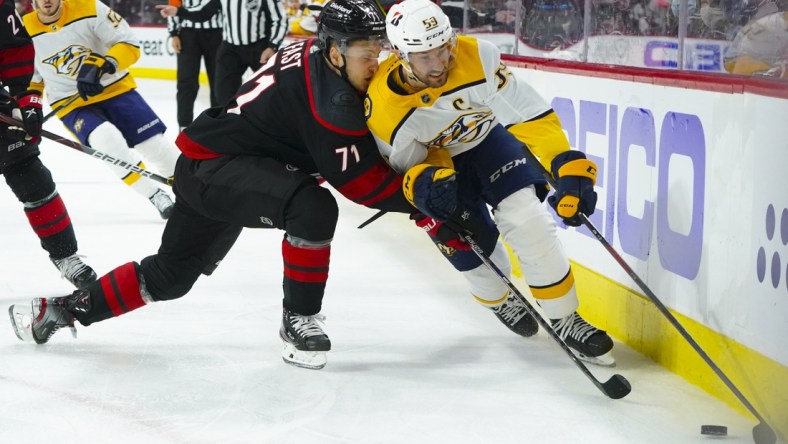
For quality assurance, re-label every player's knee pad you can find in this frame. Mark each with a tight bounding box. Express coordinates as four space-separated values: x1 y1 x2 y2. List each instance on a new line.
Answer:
139 254 202 301
495 186 569 279
284 185 338 242
2 156 55 203
134 133 179 176
461 241 511 304
495 186 578 318
88 122 129 152
89 123 161 195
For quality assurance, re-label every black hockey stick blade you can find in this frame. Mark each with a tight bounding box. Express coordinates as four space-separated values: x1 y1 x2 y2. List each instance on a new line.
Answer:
601 374 631 399
752 421 776 444
455 226 631 400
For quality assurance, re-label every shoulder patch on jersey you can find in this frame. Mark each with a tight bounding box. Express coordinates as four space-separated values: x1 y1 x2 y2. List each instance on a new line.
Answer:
306 49 368 136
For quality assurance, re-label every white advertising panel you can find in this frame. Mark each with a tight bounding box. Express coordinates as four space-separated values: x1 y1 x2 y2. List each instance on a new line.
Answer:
516 68 788 365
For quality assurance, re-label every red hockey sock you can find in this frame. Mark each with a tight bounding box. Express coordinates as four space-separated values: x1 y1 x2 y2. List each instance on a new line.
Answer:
24 193 72 239
282 238 330 315
98 262 147 317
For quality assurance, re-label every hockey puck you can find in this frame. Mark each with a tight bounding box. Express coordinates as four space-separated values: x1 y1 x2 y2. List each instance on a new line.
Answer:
701 425 728 436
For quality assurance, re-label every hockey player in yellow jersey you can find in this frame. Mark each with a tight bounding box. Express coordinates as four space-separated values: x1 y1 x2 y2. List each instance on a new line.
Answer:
365 0 614 365
24 0 179 219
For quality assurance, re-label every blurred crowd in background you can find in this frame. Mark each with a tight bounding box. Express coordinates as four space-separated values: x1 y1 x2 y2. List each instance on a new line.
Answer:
14 0 787 78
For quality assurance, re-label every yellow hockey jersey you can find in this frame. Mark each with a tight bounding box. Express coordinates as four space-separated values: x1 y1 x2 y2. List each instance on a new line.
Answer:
23 0 141 117
365 35 570 174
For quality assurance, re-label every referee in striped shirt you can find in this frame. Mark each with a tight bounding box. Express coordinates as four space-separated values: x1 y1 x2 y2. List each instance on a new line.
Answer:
166 0 223 129
158 0 288 104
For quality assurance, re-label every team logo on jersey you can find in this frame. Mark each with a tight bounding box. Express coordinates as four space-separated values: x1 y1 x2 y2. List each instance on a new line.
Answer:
363 96 372 120
42 45 93 77
73 118 85 134
427 110 495 147
436 242 457 257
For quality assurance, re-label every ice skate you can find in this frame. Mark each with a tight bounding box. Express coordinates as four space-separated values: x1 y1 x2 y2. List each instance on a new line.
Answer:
149 189 174 219
552 312 615 367
490 292 538 337
8 295 84 344
279 308 331 370
52 254 97 289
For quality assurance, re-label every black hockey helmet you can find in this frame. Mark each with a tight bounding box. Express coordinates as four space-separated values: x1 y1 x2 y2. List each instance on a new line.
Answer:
316 0 387 52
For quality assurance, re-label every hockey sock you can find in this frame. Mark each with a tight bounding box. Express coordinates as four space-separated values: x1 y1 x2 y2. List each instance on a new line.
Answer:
133 133 179 176
75 262 148 326
24 191 78 259
282 237 330 316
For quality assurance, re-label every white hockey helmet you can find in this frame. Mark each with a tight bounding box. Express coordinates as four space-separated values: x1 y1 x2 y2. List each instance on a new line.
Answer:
386 0 454 60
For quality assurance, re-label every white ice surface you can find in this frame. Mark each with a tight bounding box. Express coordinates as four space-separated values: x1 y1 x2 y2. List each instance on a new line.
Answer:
0 79 769 444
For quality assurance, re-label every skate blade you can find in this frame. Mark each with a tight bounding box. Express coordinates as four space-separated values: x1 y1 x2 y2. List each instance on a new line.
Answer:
281 343 327 370
576 350 616 367
8 304 36 343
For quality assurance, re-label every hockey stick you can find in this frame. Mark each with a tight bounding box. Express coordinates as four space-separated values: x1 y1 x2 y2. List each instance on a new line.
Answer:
357 209 387 229
520 147 776 444
451 222 631 399
0 88 78 124
42 93 81 123
0 113 173 187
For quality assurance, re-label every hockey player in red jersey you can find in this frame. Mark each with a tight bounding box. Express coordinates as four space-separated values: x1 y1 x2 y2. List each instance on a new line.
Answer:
8 0 411 370
0 0 96 289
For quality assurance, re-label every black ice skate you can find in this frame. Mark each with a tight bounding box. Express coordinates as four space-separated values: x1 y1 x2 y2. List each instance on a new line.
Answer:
52 254 97 289
490 292 538 337
8 293 89 344
552 312 615 367
279 308 331 370
149 189 174 219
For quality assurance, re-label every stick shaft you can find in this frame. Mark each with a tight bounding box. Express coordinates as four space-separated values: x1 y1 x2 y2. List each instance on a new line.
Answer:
42 93 81 123
458 228 629 399
520 146 771 427
0 112 173 187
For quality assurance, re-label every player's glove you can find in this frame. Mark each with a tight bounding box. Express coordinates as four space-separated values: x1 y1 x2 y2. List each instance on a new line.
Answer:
404 165 458 222
76 54 117 100
411 211 471 252
547 150 597 226
7 90 43 141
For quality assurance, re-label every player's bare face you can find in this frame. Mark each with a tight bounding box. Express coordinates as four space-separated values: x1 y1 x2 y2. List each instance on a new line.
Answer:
36 0 63 21
343 40 387 93
407 42 453 88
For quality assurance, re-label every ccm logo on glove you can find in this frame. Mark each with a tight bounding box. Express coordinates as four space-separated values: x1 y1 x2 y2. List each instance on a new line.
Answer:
547 151 598 227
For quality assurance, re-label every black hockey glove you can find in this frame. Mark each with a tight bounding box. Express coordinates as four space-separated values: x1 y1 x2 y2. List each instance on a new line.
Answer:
76 54 117 100
547 151 597 226
7 90 43 141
